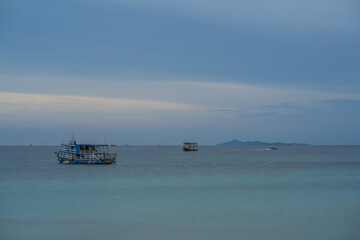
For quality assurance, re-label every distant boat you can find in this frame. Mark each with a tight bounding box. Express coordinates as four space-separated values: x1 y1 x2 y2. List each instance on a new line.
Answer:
183 142 198 151
268 147 278 150
55 137 116 164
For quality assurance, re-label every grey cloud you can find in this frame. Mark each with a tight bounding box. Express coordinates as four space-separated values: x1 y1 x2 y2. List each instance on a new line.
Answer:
314 99 360 107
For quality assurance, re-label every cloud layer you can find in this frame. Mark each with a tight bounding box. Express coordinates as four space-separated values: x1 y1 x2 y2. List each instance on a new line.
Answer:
0 0 359 145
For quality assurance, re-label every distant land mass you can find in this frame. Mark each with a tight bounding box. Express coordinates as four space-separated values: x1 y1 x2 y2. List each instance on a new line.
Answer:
217 140 310 146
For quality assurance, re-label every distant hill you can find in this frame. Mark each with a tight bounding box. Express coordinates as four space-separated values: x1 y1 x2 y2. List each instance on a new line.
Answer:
217 140 310 146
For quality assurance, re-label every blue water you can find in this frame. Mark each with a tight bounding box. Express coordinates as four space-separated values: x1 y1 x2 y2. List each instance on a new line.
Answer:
1 145 360 240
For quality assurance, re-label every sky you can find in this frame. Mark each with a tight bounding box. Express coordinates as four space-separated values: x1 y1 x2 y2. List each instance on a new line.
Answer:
0 0 359 145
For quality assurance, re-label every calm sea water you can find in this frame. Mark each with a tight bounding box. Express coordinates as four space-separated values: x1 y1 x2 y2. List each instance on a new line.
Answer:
1 145 360 240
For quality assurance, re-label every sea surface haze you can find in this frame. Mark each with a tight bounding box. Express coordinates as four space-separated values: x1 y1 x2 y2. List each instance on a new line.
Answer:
1 145 360 240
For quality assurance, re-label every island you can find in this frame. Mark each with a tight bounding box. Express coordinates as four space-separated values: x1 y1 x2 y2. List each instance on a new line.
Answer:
217 140 310 146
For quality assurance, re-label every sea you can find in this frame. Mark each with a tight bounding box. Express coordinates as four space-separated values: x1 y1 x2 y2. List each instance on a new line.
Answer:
1 145 360 240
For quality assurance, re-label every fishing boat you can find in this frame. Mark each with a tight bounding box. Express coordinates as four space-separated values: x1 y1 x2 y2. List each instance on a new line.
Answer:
183 142 198 151
55 137 116 164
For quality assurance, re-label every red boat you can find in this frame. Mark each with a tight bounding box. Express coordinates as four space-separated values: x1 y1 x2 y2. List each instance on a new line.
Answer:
183 142 198 151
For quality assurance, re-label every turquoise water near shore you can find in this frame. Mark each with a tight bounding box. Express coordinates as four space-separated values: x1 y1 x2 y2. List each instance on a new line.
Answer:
1 145 360 240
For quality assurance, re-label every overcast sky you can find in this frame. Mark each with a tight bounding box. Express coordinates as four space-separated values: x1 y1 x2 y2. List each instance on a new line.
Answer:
0 0 359 145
